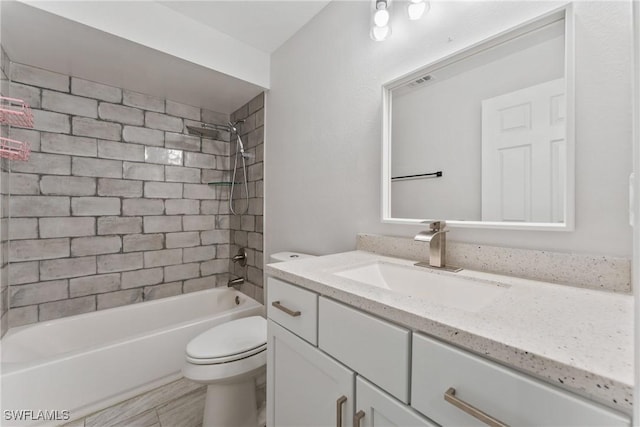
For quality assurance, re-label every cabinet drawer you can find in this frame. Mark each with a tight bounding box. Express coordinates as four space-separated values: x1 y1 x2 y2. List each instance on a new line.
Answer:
319 297 411 403
411 333 630 427
266 278 318 345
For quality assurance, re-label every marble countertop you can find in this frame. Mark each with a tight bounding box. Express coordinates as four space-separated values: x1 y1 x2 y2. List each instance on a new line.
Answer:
265 250 634 415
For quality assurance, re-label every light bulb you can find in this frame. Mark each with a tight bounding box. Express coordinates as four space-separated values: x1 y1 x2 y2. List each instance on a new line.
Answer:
408 0 429 20
371 25 391 41
374 8 390 27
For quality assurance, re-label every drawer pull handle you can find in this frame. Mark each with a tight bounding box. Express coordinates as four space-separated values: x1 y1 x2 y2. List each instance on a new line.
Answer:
271 301 301 317
336 395 347 427
354 410 365 427
444 387 509 427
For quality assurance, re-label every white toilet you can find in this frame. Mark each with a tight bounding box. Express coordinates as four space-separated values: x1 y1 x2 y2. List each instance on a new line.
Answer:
182 251 314 427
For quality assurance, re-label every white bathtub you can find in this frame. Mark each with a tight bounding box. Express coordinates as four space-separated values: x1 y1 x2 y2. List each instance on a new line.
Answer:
1 288 263 426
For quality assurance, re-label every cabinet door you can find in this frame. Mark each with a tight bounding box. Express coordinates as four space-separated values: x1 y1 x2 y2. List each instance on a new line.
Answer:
267 320 355 427
355 377 437 427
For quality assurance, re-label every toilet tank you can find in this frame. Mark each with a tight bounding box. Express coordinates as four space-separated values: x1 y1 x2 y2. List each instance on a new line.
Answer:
269 252 315 263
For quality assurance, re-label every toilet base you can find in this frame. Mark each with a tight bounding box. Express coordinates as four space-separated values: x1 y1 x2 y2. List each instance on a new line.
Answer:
203 379 258 427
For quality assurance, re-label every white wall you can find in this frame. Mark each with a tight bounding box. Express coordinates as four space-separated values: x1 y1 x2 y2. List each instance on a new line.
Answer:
266 1 634 258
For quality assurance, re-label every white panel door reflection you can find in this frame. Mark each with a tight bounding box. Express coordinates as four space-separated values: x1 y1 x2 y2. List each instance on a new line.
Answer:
481 78 566 222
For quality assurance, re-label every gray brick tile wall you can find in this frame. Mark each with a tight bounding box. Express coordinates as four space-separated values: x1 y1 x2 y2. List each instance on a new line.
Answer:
123 91 165 113
40 256 97 280
143 282 181 300
164 263 200 282
97 253 143 274
98 103 144 126
144 216 182 233
9 172 39 194
145 112 183 132
11 196 70 217
42 90 98 118
98 140 145 162
121 267 163 289
123 162 164 181
122 234 163 252
70 274 121 297
12 152 71 175
165 199 199 215
165 166 200 183
39 217 95 238
9 128 41 151
72 157 122 178
165 132 201 152
97 289 143 310
122 199 164 216
4 62 263 327
11 63 69 92
228 93 264 303
10 82 41 108
72 197 121 216
166 232 200 249
40 176 96 196
184 245 216 263
71 236 122 256
71 78 122 103
183 215 215 231
9 261 39 285
72 117 121 141
9 219 38 240
39 296 95 321
166 100 200 120
97 178 143 198
97 217 143 235
144 249 182 268
10 280 68 307
144 182 182 199
122 126 164 146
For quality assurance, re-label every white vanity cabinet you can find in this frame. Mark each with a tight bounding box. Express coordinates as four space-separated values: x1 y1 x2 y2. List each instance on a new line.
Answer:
411 333 630 427
266 277 630 427
267 278 436 427
267 320 355 427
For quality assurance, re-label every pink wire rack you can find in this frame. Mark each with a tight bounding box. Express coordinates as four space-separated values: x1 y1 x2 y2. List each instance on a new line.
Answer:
0 96 33 161
0 96 34 128
0 136 30 161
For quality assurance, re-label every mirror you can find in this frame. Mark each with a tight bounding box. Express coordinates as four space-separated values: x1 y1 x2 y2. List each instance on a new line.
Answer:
382 5 574 230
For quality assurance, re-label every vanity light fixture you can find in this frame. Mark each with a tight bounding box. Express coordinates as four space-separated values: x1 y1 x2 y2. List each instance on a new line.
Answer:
371 0 392 41
371 0 430 41
407 0 430 20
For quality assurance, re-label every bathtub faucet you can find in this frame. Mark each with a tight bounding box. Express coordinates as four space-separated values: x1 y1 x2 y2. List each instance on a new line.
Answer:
227 277 244 287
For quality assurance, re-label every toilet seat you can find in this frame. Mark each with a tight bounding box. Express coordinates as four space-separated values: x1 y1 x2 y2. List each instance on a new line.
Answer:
187 343 266 364
186 316 267 365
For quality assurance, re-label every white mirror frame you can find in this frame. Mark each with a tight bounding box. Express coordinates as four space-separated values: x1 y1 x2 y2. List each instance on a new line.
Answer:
382 4 575 231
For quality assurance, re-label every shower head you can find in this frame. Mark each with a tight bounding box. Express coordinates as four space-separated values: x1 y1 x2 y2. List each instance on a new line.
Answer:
185 125 220 139
227 119 245 134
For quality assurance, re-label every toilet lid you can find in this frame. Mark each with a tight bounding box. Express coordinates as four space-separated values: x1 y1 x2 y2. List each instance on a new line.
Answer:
186 316 267 362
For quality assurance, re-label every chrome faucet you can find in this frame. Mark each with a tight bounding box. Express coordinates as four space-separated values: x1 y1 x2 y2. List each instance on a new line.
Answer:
227 277 244 287
414 221 461 272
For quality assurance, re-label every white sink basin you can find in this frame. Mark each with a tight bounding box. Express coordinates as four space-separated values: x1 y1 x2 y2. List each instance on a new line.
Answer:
334 262 509 312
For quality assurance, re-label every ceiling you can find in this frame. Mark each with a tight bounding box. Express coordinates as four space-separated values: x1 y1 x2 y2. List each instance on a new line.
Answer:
158 1 332 54
1 1 331 113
